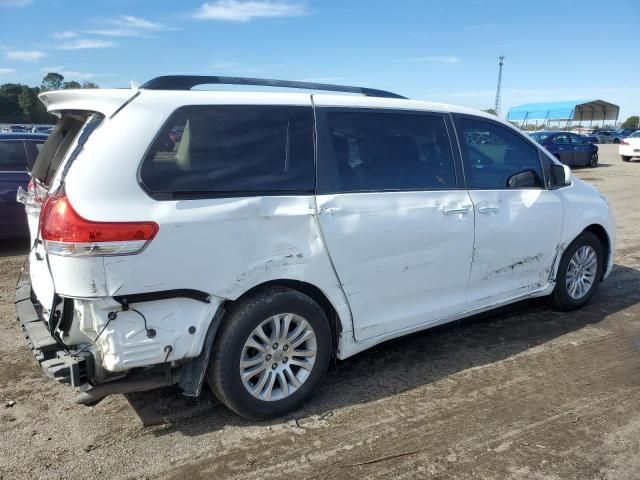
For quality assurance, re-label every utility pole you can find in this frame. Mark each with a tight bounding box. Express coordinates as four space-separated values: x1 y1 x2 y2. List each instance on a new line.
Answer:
494 56 505 116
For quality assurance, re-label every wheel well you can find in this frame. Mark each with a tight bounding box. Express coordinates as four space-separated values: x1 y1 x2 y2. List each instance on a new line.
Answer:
583 224 611 277
223 280 343 357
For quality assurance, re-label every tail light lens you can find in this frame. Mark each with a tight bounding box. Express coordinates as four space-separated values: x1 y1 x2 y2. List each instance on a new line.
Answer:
40 193 159 257
619 139 629 145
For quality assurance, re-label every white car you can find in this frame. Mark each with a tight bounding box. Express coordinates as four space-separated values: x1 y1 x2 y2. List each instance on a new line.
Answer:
619 131 640 161
16 76 615 419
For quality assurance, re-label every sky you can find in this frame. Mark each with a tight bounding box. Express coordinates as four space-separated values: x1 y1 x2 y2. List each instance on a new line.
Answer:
0 0 639 120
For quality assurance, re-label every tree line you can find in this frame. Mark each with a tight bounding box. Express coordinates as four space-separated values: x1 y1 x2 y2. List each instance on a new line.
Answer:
0 72 99 124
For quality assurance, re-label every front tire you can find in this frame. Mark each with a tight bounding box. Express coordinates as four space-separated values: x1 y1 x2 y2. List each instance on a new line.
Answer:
207 286 331 419
550 232 604 311
588 152 598 167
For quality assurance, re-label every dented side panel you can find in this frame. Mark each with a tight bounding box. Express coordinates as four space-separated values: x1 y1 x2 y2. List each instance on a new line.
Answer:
103 195 353 335
466 189 564 308
317 191 475 342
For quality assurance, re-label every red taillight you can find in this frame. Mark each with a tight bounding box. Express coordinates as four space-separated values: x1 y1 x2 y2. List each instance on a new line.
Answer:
40 194 158 256
28 178 35 192
620 140 629 145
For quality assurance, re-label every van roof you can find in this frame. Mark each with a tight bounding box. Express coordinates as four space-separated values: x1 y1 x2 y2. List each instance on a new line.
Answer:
37 74 503 126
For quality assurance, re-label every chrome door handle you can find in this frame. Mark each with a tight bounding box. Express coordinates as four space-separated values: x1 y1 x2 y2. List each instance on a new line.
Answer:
478 206 500 214
443 205 472 215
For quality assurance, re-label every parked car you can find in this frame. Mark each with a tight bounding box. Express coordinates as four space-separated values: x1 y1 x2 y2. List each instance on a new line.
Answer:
580 133 598 144
0 133 48 239
592 130 616 143
31 125 54 134
529 131 599 167
16 76 615 419
613 128 638 143
619 131 640 162
1 125 28 133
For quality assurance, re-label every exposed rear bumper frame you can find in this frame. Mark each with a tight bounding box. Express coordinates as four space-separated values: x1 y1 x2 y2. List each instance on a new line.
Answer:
15 279 92 387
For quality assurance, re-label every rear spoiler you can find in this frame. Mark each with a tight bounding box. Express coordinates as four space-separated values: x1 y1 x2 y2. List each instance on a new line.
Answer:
38 88 139 118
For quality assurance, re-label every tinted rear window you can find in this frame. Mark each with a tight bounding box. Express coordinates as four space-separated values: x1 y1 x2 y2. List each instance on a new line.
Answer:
140 105 315 198
31 113 91 186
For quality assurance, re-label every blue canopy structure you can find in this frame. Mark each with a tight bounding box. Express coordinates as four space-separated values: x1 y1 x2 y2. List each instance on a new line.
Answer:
506 100 619 127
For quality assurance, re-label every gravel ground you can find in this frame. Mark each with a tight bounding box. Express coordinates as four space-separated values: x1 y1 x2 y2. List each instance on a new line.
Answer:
1 144 639 480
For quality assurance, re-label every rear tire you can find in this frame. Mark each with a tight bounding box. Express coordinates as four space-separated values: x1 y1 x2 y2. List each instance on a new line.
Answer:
621 155 631 162
549 232 604 311
207 286 331 420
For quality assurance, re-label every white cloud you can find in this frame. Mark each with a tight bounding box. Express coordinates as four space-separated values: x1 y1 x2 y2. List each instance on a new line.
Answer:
0 0 32 7
0 67 16 74
87 15 180 37
56 38 117 50
193 0 307 22
52 31 79 40
397 56 461 64
118 15 166 30
41 66 103 80
5 49 46 62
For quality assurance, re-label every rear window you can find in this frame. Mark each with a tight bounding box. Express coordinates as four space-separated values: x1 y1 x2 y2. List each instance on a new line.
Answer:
140 105 315 199
530 133 550 142
31 113 92 186
0 140 28 171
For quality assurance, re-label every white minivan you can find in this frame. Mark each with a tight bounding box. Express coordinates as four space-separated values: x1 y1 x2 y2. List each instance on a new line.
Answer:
16 76 615 419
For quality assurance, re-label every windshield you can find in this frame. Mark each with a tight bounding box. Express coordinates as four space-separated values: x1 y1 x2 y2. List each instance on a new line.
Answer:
629 131 640 138
530 133 550 142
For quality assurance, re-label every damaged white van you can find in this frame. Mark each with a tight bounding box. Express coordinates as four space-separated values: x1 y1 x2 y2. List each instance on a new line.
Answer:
16 76 615 419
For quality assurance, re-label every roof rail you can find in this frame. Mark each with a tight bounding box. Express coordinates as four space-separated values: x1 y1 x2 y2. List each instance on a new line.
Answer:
140 75 407 100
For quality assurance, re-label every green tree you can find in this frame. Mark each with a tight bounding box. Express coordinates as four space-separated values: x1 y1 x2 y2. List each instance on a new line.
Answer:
621 116 639 129
18 86 37 121
82 81 99 89
41 72 65 92
63 80 82 89
0 83 23 122
482 108 497 115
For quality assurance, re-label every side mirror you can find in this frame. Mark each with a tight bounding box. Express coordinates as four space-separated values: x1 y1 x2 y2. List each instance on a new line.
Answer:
550 163 571 188
506 169 541 189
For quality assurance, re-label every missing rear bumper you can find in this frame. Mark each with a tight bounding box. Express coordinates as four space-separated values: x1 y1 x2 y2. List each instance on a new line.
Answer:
16 279 93 388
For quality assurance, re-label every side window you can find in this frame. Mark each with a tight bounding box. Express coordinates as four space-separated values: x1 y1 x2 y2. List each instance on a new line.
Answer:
570 134 585 145
321 110 456 193
458 117 544 190
140 105 315 197
0 140 28 172
553 134 570 144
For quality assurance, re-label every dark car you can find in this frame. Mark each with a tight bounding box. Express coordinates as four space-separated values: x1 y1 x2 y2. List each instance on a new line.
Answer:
580 133 598 144
0 133 48 239
529 131 598 167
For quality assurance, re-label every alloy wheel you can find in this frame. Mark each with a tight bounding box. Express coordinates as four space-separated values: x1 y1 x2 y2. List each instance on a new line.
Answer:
565 245 598 300
239 313 317 401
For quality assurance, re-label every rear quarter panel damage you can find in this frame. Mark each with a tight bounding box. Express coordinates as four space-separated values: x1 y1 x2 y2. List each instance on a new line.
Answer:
97 196 353 367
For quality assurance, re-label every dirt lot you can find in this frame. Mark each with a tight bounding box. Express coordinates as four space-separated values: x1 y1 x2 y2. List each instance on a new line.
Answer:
1 144 639 480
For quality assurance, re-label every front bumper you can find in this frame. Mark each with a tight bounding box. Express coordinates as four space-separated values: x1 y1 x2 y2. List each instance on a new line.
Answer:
15 278 93 388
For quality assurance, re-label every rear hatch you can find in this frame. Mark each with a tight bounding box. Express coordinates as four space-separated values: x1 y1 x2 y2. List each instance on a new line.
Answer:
22 88 138 320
